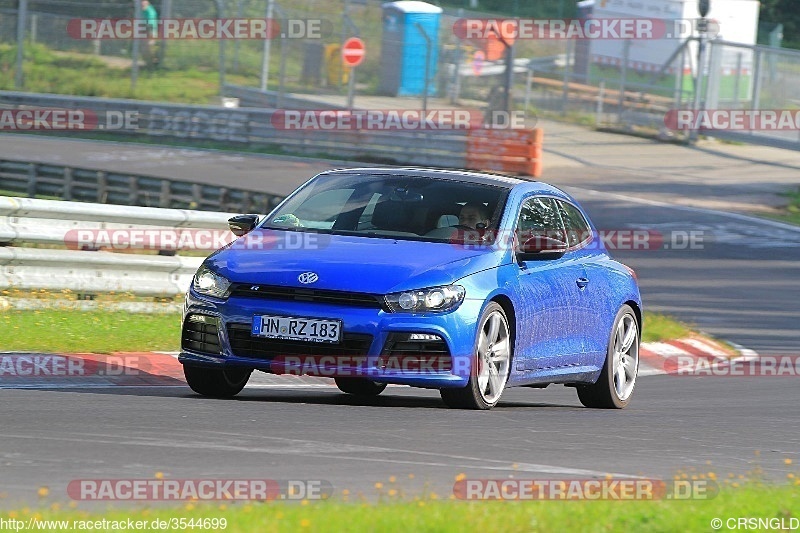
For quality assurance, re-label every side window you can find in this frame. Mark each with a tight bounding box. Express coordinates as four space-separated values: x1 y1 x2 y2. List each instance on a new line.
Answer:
556 200 592 247
516 197 566 243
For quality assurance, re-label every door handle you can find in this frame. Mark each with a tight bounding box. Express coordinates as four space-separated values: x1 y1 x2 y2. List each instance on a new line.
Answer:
576 277 589 289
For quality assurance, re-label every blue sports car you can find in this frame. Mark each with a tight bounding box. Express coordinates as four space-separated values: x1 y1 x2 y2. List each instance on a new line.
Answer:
179 168 642 409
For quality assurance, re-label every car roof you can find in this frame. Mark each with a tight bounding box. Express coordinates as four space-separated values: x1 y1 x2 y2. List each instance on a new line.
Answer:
317 167 531 189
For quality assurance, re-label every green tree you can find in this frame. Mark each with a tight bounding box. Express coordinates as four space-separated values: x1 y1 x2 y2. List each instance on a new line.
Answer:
759 0 799 48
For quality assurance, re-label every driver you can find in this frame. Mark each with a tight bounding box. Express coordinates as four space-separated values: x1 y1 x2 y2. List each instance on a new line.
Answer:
458 202 490 230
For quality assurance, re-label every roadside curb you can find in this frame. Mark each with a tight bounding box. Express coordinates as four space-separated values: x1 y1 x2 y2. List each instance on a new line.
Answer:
639 337 756 376
0 351 337 389
1 337 758 389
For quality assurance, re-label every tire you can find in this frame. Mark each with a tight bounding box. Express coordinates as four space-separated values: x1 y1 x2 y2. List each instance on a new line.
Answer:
577 305 639 409
440 302 512 410
334 378 387 396
183 364 251 398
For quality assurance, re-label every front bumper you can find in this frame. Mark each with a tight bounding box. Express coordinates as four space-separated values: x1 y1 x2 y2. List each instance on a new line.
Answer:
178 289 483 388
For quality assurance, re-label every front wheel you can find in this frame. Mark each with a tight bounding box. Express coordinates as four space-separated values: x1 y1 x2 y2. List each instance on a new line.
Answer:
577 305 639 409
334 378 387 396
183 365 251 398
440 302 512 410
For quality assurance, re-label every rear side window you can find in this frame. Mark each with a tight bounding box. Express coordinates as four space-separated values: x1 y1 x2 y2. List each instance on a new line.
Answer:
556 200 592 247
516 197 567 243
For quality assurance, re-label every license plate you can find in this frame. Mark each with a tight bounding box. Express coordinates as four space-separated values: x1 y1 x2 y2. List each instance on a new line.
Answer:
251 315 341 344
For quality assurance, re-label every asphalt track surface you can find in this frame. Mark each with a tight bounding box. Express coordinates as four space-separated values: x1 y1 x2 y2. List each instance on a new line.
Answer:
1 135 799 506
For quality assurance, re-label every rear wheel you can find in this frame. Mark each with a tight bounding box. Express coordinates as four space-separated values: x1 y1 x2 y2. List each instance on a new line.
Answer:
577 305 639 409
440 302 511 410
334 378 387 397
183 365 251 398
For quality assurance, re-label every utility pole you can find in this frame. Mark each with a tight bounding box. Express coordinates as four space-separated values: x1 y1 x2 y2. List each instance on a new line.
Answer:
415 23 432 115
690 0 710 142
260 0 275 91
15 0 27 89
131 0 141 89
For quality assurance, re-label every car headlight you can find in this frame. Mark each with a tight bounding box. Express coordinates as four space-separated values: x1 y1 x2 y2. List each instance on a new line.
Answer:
385 285 465 313
192 265 231 298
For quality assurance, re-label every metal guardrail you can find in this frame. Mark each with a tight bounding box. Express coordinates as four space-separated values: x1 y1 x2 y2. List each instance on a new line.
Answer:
0 246 203 296
0 91 471 169
0 197 233 296
222 85 348 111
0 158 283 213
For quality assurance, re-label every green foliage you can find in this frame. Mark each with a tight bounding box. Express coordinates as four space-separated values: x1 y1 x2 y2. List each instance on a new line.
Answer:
0 43 254 103
438 0 576 18
0 309 180 353
7 481 800 532
760 0 800 49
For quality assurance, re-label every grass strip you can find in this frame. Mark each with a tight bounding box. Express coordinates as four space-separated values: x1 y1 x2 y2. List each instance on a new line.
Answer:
7 482 800 533
0 306 699 353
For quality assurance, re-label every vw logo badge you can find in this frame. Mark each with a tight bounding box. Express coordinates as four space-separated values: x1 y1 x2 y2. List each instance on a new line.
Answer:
298 272 319 284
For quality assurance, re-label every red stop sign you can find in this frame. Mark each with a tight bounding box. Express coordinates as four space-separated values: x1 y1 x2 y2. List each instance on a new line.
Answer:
342 37 366 68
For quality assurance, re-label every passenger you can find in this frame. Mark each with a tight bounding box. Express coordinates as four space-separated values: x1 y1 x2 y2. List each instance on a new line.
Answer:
458 202 490 230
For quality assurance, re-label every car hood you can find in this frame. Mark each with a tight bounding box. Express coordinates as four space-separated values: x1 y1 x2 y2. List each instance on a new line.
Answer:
205 230 502 294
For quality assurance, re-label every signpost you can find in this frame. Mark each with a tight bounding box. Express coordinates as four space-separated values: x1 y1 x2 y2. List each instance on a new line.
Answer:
343 37 365 110
342 37 366 68
472 50 485 76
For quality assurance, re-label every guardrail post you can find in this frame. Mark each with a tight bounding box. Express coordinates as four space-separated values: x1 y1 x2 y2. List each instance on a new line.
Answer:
62 167 73 201
191 184 202 210
26 163 37 198
160 180 171 208
129 176 139 205
96 171 107 203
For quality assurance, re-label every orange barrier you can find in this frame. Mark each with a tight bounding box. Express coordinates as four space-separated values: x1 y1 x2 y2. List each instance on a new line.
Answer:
466 128 543 178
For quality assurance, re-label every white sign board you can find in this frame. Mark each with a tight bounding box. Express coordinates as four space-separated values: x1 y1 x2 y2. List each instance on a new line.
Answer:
589 0 760 75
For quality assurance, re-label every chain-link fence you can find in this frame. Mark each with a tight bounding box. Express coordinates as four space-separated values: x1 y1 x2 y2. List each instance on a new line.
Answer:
701 39 800 147
2 0 799 150
0 0 610 104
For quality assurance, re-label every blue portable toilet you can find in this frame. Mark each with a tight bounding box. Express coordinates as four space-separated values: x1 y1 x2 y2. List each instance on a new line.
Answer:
379 1 442 97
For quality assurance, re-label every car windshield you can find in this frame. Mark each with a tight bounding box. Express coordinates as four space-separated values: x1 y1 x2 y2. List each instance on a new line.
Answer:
261 173 509 243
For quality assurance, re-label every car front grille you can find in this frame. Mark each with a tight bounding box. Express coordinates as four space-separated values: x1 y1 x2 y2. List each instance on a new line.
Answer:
181 314 222 355
227 323 374 359
228 284 384 309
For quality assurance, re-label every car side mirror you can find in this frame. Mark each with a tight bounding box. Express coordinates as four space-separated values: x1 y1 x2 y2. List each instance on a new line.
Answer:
228 214 260 237
517 236 568 262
